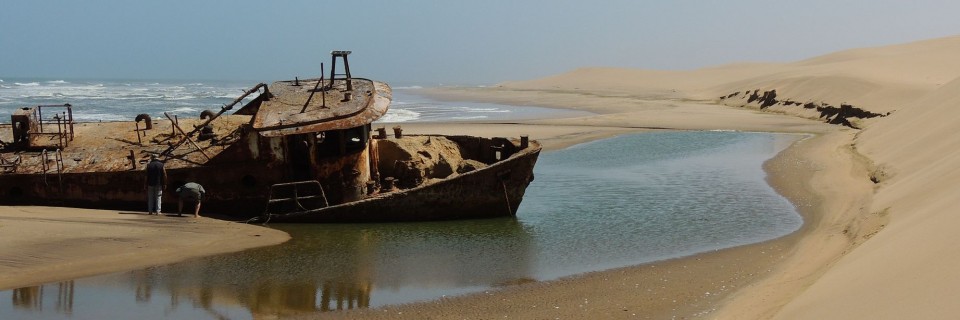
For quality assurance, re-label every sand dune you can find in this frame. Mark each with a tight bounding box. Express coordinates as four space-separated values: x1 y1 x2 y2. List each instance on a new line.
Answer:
773 63 960 319
493 34 960 318
505 35 960 115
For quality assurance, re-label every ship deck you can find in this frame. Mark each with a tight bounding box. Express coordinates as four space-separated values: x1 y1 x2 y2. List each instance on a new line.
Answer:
0 115 252 174
1 78 391 175
252 78 390 137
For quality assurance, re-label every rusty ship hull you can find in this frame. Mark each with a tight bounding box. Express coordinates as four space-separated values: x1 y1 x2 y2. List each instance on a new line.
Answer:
0 133 540 223
0 52 542 222
261 136 540 223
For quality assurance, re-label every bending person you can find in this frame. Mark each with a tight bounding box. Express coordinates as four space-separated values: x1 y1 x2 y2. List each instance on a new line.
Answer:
176 182 206 218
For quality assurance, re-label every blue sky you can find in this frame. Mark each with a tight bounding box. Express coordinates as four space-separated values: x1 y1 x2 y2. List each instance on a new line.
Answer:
2 0 960 85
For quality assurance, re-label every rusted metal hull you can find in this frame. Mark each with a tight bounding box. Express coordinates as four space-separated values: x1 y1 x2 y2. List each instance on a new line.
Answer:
0 162 288 214
0 135 542 224
1 59 544 223
262 143 540 223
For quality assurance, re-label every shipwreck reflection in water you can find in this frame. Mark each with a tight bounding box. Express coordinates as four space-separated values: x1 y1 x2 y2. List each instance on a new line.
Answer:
2 218 533 319
11 281 74 314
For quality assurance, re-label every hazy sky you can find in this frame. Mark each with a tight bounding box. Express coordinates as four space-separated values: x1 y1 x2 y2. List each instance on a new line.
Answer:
3 0 960 85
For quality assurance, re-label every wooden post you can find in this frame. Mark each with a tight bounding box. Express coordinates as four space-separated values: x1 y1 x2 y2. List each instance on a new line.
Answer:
135 122 142 145
321 64 326 108
67 105 74 141
129 150 136 170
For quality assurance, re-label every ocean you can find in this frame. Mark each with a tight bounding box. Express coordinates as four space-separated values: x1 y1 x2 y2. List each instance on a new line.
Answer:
0 78 589 124
0 77 803 319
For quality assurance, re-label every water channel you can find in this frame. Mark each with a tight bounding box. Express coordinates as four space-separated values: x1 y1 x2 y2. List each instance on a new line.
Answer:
0 131 803 319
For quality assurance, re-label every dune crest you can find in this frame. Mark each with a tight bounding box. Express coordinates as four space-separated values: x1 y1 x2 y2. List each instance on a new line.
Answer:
505 35 960 114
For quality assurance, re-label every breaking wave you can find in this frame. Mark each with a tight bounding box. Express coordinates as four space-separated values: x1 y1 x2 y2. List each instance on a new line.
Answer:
378 108 420 123
0 78 253 123
170 107 199 113
0 77 589 124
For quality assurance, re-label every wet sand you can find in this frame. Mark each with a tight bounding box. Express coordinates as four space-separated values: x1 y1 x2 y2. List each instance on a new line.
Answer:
0 206 290 291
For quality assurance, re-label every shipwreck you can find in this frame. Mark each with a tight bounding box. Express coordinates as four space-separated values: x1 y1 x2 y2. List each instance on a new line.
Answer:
0 51 541 222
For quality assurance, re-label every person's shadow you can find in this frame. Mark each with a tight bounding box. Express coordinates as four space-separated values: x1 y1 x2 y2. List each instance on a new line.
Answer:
117 212 190 218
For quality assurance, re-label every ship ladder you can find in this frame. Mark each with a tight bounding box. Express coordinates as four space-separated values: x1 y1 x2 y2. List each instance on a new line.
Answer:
261 180 329 220
39 149 65 192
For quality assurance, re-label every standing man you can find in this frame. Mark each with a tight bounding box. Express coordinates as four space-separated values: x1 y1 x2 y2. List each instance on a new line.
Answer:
145 154 167 215
177 182 205 218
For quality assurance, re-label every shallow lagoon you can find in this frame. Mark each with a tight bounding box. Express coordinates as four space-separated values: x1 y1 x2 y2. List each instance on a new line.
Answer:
0 131 802 319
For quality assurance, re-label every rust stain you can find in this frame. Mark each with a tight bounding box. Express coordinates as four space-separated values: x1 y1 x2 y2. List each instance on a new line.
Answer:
253 79 391 137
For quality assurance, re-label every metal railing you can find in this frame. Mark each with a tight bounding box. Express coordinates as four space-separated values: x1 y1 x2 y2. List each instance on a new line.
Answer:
263 180 329 215
33 104 74 148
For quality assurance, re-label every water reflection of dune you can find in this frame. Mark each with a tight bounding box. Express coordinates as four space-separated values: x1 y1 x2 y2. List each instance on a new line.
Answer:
125 217 534 315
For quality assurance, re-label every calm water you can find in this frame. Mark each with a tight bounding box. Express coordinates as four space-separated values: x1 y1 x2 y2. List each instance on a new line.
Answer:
0 131 802 319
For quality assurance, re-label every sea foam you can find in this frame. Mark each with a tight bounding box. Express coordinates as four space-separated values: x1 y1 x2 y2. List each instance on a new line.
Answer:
170 107 199 113
1 77 578 125
378 108 420 123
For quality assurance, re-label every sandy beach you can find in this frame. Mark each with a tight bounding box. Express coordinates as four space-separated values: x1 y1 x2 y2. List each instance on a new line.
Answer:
4 34 960 319
0 206 290 291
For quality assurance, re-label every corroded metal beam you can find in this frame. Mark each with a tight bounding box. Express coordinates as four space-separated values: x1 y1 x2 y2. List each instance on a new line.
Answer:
164 112 211 161
160 83 266 157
